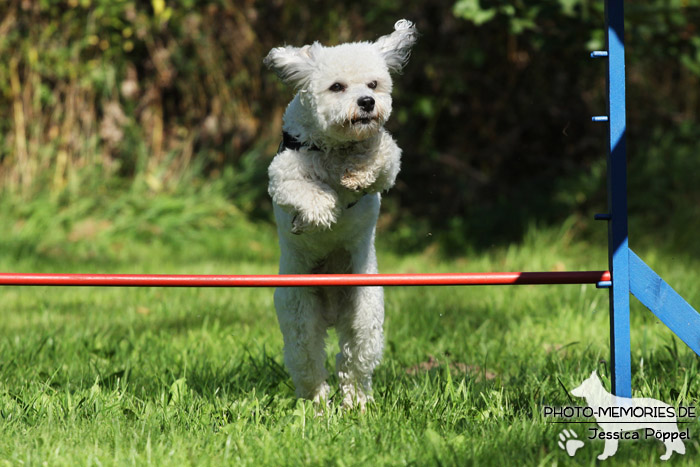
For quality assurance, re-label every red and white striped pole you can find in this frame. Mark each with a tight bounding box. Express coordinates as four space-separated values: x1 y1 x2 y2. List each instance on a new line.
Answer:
0 271 611 287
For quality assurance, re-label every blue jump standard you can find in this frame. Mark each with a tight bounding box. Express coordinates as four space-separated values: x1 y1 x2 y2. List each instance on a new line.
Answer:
600 0 700 396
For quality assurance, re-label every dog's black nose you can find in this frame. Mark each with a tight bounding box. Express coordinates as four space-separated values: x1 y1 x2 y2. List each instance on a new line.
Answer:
357 96 375 112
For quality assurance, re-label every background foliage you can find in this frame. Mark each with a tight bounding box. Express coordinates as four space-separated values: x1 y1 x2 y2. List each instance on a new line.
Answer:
0 0 699 252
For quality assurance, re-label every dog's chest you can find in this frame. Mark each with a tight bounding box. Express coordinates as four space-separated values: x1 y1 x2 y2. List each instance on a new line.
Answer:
284 193 380 257
309 142 384 192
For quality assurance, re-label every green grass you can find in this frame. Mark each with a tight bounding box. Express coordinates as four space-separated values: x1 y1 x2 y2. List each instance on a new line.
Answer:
1 193 699 466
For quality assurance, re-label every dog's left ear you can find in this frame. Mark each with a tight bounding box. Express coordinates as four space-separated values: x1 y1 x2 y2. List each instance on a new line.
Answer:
374 19 418 73
263 42 320 89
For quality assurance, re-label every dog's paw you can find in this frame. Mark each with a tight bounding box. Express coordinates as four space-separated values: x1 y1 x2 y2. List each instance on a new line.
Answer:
311 382 332 416
341 172 363 192
341 392 370 413
290 203 340 234
341 169 376 192
339 380 372 412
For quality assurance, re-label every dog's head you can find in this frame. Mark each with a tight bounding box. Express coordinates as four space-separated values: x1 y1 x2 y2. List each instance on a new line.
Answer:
571 370 602 399
264 20 417 144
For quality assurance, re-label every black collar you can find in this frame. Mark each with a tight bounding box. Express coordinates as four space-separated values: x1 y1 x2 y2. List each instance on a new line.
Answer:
278 131 321 153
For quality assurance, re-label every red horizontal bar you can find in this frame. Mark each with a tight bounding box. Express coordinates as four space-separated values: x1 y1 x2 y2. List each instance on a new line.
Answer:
0 271 611 287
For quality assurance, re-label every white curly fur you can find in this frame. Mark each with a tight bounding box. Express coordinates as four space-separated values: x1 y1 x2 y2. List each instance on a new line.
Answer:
265 20 417 409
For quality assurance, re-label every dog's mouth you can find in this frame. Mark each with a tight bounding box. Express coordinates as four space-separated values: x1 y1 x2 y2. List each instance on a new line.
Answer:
350 116 377 125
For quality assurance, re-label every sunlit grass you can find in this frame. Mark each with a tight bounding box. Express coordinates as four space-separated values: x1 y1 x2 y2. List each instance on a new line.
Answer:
1 194 699 465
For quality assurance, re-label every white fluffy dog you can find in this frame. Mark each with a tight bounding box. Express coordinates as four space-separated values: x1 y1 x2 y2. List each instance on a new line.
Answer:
264 20 417 408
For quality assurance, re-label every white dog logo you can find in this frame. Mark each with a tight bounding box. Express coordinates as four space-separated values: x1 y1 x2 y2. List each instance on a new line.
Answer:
570 370 686 460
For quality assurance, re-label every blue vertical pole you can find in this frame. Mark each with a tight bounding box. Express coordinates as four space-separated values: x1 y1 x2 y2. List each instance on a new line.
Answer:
604 0 632 397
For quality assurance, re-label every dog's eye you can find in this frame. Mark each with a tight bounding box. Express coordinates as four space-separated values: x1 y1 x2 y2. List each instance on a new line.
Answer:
329 82 346 92
367 80 378 90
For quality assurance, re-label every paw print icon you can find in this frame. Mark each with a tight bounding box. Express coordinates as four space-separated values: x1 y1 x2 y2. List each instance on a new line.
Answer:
558 429 584 457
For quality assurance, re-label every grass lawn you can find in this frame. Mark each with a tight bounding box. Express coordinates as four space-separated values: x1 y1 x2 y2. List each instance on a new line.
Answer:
1 196 699 465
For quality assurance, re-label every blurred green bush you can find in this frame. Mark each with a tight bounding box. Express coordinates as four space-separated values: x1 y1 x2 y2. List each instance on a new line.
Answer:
0 0 698 252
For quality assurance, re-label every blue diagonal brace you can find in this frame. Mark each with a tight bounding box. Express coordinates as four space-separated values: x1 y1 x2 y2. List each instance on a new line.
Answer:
629 249 700 356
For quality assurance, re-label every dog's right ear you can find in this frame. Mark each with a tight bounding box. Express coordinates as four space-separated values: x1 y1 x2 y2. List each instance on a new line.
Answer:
263 43 319 89
374 19 418 73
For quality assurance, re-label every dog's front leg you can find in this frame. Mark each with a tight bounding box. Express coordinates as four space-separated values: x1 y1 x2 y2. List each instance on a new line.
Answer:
270 180 341 234
598 437 619 460
370 138 402 193
342 134 402 194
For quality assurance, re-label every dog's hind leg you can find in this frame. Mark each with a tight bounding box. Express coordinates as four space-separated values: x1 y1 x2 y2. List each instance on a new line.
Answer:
274 287 330 403
660 433 685 461
335 284 385 410
333 233 384 409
